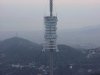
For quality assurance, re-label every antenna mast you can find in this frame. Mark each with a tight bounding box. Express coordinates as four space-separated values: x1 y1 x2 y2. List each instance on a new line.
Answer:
50 0 53 16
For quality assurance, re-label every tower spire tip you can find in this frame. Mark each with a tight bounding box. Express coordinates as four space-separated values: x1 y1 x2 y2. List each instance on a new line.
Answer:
50 0 53 16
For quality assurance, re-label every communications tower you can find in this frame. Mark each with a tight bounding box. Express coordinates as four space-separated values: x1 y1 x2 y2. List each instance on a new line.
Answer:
43 0 58 75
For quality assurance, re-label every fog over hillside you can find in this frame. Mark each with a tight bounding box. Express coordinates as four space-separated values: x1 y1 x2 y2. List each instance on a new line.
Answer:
0 25 100 49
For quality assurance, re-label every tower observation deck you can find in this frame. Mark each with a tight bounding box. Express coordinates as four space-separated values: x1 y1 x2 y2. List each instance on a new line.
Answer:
44 16 58 51
43 0 58 75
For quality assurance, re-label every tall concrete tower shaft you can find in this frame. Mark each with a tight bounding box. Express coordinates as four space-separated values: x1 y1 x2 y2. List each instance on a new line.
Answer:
43 0 58 75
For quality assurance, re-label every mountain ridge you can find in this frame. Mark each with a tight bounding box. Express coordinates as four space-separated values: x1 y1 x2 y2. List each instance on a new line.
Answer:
0 37 85 64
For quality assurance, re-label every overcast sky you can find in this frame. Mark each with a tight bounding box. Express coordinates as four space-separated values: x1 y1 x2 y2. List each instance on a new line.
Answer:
0 0 100 31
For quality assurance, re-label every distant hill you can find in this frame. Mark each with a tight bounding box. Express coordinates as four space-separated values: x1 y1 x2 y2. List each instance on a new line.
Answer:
0 37 85 65
0 37 42 64
59 25 100 49
0 37 41 51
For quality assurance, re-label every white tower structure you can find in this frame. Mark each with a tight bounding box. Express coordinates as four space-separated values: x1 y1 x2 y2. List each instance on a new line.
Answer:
43 0 58 75
43 0 58 52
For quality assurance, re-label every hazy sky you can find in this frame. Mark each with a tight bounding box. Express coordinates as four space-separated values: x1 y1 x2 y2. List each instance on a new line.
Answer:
0 0 100 31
